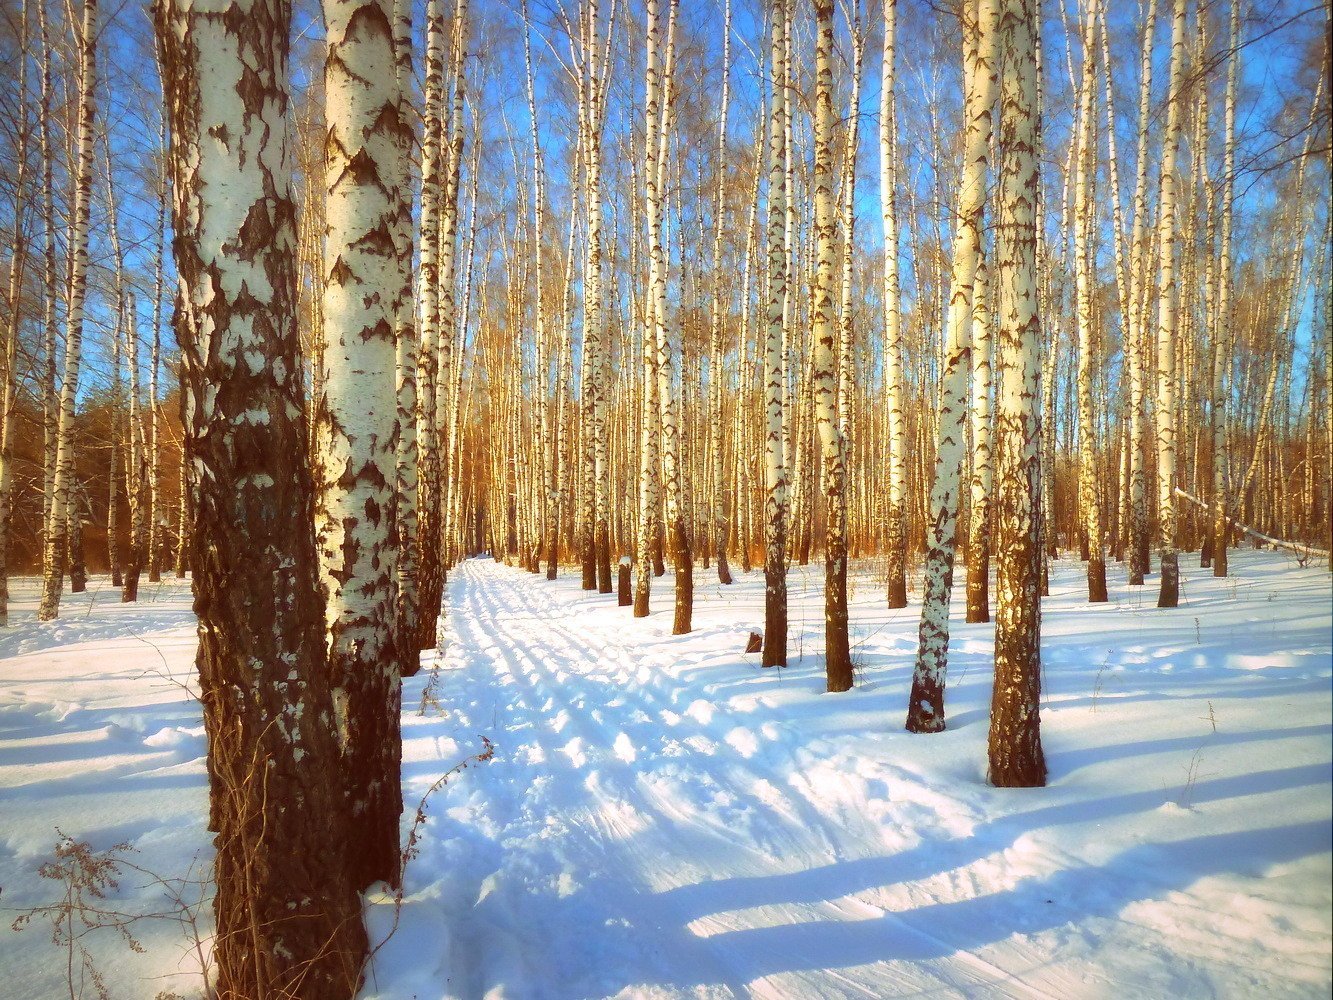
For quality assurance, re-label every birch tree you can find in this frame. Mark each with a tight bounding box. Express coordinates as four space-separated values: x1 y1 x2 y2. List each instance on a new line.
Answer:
812 0 852 691
762 0 789 666
1210 0 1240 578
881 0 907 609
1153 0 1189 609
965 249 993 622
988 0 1046 788
1073 0 1107 602
0 0 28 627
315 0 412 889
709 0 735 587
155 0 369 989
38 0 98 622
906 0 999 731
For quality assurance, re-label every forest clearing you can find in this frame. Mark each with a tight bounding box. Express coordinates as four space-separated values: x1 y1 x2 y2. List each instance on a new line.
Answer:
1 0 1330 995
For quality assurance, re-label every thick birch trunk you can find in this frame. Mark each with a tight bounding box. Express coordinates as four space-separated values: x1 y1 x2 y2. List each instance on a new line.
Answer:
988 0 1046 788
315 0 410 889
155 0 369 989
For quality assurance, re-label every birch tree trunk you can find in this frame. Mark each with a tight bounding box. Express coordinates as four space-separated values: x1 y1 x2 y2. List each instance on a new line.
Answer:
1211 0 1240 579
709 0 735 586
988 0 1046 788
392 0 421 674
1074 0 1108 602
38 0 58 585
1126 0 1158 584
123 293 148 602
435 0 469 584
1153 0 1189 609
315 0 411 890
762 0 789 666
148 115 169 584
965 249 993 622
906 0 999 731
881 0 908 609
155 0 369 989
647 0 692 633
0 0 29 626
38 0 99 622
415 0 446 647
812 0 853 692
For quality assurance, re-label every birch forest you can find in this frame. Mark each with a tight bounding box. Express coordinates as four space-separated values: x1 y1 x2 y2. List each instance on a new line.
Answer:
0 0 1329 995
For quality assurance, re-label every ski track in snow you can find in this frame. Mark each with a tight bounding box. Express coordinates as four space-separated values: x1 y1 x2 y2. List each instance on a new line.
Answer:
0 552 1330 999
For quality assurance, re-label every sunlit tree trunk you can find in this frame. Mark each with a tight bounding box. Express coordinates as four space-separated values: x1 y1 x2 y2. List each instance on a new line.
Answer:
148 114 169 584
988 0 1046 789
415 0 447 648
0 0 28 627
762 0 789 667
907 0 999 731
881 0 907 609
709 0 735 586
435 0 469 585
965 249 993 622
647 0 691 633
123 292 148 603
155 0 369 989
1211 0 1240 579
1125 0 1158 584
392 0 421 674
1153 0 1188 609
812 0 852 691
39 0 99 622
1074 0 1107 602
314 0 411 889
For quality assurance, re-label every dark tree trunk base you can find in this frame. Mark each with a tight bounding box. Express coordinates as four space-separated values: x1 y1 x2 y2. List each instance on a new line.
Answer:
1157 550 1180 607
617 561 631 606
1087 557 1108 603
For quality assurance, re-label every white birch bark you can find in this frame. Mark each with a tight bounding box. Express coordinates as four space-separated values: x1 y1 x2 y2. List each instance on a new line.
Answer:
988 0 1046 788
906 0 999 731
1152 0 1189 609
762 0 789 666
812 0 852 691
392 0 420 668
0 0 30 625
965 249 993 622
1074 0 1108 602
315 0 408 887
881 0 908 608
1126 0 1158 583
709 0 735 586
38 0 99 622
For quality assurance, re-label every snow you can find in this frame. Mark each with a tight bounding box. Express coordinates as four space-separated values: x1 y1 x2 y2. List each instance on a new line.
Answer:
1 550 1330 999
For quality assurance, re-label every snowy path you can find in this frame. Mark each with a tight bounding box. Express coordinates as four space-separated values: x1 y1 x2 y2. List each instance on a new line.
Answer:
402 563 1050 999
370 555 1332 1000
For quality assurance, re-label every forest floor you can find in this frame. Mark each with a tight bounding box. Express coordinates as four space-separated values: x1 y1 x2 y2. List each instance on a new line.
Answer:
0 549 1329 998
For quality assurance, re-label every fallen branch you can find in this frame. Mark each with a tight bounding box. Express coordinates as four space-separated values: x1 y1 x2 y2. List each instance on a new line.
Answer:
1174 488 1330 560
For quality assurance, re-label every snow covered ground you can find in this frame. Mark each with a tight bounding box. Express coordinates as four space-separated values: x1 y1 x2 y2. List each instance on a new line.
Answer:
1 550 1330 999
